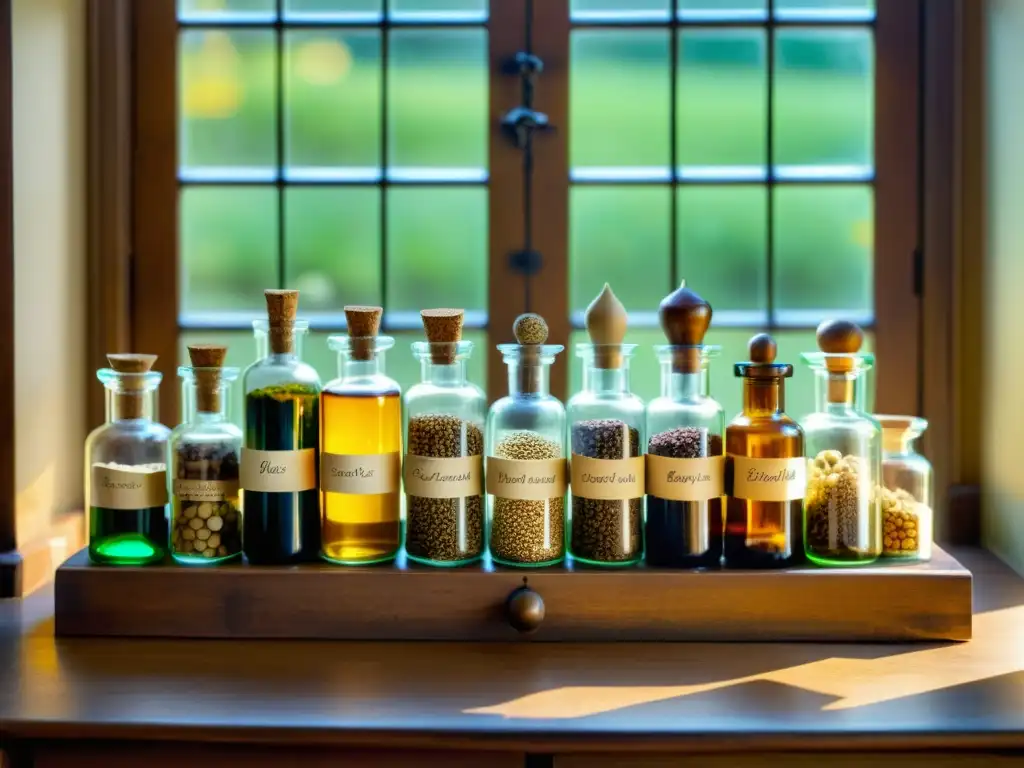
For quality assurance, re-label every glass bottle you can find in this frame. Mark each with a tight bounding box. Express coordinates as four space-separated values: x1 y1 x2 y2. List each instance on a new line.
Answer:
169 345 243 565
801 319 882 566
404 309 486 567
486 313 567 567
321 305 402 565
567 285 644 567
85 353 170 565
241 290 321 565
724 334 805 568
877 416 932 561
645 281 725 569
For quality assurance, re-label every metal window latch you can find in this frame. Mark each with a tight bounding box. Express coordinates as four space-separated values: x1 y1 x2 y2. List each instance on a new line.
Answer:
504 52 544 78
509 249 543 276
501 106 552 149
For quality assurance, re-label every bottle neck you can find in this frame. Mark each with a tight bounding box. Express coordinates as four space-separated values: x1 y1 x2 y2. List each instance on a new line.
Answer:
582 363 628 395
339 354 384 380
420 358 467 386
814 369 865 412
182 382 230 423
743 379 784 417
661 365 705 401
106 389 156 423
883 433 917 455
508 361 551 397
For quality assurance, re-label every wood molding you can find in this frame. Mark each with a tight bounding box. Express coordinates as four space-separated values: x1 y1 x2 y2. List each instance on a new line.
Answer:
0 0 16 594
86 0 134 429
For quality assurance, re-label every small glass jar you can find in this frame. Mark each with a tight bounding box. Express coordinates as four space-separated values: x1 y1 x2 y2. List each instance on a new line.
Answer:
169 354 243 565
645 345 725 568
85 355 170 565
486 328 567 567
404 340 486 567
801 321 882 567
320 333 402 565
567 343 644 567
877 415 933 561
241 313 322 565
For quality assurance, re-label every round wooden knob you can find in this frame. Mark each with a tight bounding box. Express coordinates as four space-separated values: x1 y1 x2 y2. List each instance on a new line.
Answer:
748 333 777 364
659 280 711 347
816 319 863 374
506 586 545 634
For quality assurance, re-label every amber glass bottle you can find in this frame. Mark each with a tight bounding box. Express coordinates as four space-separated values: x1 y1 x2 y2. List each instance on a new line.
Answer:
320 306 402 565
724 334 805 568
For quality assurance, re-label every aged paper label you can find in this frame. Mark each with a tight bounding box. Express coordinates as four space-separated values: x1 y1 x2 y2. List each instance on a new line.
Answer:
729 456 806 502
321 452 400 495
241 448 316 493
91 464 168 509
646 454 725 502
570 455 644 500
486 457 567 501
173 478 240 503
403 454 482 498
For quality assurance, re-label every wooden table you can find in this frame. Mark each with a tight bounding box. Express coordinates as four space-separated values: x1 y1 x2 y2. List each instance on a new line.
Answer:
3 548 1024 768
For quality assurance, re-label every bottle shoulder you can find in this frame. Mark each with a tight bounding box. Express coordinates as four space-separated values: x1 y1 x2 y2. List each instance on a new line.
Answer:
243 357 322 393
727 412 804 436
170 421 243 443
323 373 400 397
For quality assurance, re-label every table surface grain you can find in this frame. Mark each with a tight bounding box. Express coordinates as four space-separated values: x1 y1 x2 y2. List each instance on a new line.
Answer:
2 548 1024 753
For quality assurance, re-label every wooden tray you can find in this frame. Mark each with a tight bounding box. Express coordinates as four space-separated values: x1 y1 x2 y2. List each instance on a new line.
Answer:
53 546 972 642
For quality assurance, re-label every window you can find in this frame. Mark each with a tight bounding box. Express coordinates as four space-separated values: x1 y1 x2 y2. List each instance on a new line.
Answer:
130 0 919 426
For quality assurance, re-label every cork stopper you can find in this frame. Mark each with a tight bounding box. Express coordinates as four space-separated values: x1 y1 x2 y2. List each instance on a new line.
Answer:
816 319 864 404
265 289 299 354
659 280 712 373
513 313 548 345
188 344 227 413
345 305 382 361
106 353 157 418
421 308 464 364
585 283 627 369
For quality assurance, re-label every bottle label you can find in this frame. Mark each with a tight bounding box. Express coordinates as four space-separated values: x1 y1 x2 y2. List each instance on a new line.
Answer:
403 454 483 498
646 454 725 502
173 478 239 503
486 457 567 501
240 448 316 493
321 452 400 495
91 463 168 510
729 456 806 502
570 455 644 500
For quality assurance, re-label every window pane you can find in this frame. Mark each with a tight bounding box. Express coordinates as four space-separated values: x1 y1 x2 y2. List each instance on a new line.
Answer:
180 187 278 316
387 29 487 177
178 0 275 22
775 0 874 21
773 185 873 321
571 30 671 177
774 28 874 173
677 29 766 174
570 187 671 315
284 188 381 313
570 0 668 22
386 187 487 314
390 0 488 21
284 0 381 21
676 186 767 318
178 331 253 429
179 30 275 177
679 0 765 21
285 31 381 178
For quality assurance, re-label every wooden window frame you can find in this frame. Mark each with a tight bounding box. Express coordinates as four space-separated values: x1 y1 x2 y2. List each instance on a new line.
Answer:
81 0 980 548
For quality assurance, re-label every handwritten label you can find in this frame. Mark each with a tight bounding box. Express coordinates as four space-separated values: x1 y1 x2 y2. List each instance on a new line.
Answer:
486 457 567 501
321 452 400 495
728 456 806 502
241 448 316 493
403 454 482 498
91 464 168 509
646 454 724 502
173 478 239 503
570 455 644 500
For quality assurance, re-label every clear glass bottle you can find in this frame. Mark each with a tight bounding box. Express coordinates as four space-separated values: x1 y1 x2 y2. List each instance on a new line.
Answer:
169 345 243 565
404 310 486 567
567 284 644 567
725 334 805 569
801 320 882 566
645 282 725 569
85 354 170 565
877 415 933 561
241 290 321 565
486 314 567 567
321 306 402 565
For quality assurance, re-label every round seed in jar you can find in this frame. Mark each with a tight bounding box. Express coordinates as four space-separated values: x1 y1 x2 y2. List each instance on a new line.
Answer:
178 540 193 553
197 503 213 519
202 548 215 558
182 528 196 541
193 538 207 552
183 505 197 519
208 533 221 549
197 528 211 541
207 515 224 532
